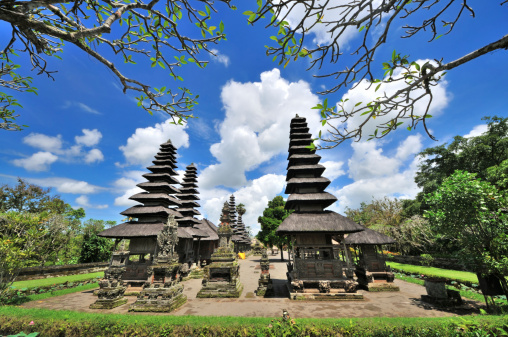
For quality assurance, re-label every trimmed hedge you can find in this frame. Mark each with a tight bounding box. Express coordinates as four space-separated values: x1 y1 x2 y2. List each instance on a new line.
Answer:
1 307 508 336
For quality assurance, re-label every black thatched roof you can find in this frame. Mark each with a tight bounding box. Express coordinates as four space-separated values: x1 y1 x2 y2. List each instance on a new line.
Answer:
344 226 395 245
98 221 164 238
277 211 364 234
177 216 202 225
147 165 178 175
287 154 321 168
195 219 219 241
178 194 200 200
287 145 315 157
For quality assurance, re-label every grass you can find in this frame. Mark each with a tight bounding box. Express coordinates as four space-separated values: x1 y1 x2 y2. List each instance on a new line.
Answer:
12 272 104 289
6 283 99 305
394 273 485 303
387 261 478 284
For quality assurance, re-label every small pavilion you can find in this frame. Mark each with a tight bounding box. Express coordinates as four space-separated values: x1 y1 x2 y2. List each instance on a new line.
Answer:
344 225 398 291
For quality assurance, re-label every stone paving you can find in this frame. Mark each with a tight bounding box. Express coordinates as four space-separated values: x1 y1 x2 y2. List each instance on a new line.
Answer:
22 255 482 318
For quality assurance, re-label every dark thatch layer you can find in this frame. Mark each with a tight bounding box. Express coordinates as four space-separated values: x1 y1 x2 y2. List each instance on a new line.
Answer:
277 211 364 234
286 164 325 180
129 193 182 206
344 226 395 245
147 165 178 175
287 154 321 167
291 132 312 139
177 216 202 225
286 192 337 206
136 182 181 194
142 173 179 184
178 208 201 215
120 206 182 217
285 177 331 194
287 145 315 158
178 194 200 200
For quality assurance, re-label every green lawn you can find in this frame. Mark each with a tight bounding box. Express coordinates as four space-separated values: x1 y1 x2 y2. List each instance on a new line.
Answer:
12 272 104 289
387 261 478 284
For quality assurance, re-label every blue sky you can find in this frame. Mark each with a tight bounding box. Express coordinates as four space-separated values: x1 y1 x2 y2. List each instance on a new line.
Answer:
1 1 506 233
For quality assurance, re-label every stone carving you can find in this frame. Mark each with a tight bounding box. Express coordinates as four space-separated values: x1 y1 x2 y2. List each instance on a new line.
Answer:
129 216 187 312
318 281 331 293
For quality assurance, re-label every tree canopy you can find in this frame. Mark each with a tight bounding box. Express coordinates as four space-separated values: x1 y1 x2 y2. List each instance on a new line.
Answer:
256 196 291 259
0 0 232 130
246 1 508 147
425 170 508 296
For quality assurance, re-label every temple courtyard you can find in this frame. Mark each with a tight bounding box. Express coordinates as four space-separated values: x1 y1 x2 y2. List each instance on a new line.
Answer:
22 255 482 318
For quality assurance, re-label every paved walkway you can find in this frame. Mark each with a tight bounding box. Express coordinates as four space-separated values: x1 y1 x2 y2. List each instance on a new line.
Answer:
22 255 482 318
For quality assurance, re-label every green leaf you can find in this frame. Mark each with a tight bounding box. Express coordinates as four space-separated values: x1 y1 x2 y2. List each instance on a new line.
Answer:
198 11 206 17
243 11 255 16
434 34 443 40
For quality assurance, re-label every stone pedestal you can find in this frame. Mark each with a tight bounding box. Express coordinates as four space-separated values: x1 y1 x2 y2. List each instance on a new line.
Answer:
90 251 129 309
129 215 187 312
129 262 187 312
421 278 462 307
197 209 243 298
256 250 273 297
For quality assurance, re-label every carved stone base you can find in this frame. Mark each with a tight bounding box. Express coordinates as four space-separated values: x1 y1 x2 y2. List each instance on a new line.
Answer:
129 283 187 312
197 279 243 298
256 274 273 297
365 282 400 292
90 286 128 309
287 283 363 300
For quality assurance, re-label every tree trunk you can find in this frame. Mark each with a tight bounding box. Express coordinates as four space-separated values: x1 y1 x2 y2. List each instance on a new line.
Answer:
280 246 284 261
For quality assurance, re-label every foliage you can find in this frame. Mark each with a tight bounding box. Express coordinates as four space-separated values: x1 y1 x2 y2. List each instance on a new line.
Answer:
246 2 508 147
425 170 508 296
0 212 49 299
414 116 508 209
345 197 404 228
236 203 246 216
1 306 508 336
0 0 233 130
78 219 115 263
256 196 291 257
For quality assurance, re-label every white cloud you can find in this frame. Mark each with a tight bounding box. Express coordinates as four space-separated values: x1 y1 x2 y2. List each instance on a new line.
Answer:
75 129 102 147
210 49 230 67
119 121 189 167
199 68 321 189
339 60 450 139
464 124 488 138
75 195 108 209
321 160 346 181
23 133 62 152
85 149 104 163
200 174 286 233
63 101 101 115
12 152 58 172
329 136 424 213
26 177 103 194
113 170 147 207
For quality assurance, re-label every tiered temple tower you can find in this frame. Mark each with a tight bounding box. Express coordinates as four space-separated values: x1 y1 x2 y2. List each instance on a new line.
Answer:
276 115 365 300
97 139 188 312
228 195 243 252
235 214 251 252
176 163 208 267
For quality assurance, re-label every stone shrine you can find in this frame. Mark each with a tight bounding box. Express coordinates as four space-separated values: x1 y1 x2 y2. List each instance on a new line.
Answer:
276 115 365 300
129 215 187 312
256 250 273 297
90 245 128 309
197 202 243 298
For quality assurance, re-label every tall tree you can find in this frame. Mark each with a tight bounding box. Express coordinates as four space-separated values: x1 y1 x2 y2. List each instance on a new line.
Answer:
0 212 51 299
257 196 291 261
78 219 116 263
236 203 246 216
247 2 508 147
0 0 233 130
425 170 508 297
